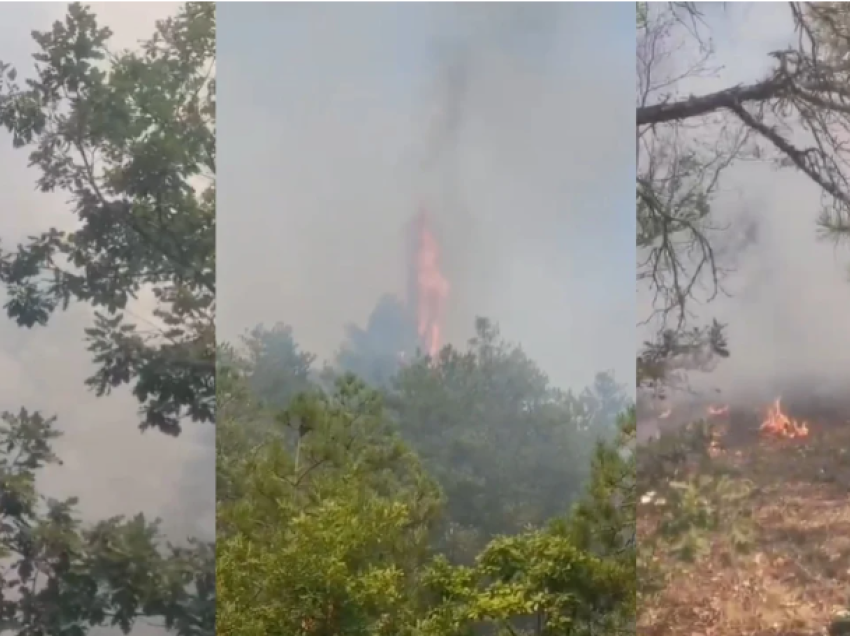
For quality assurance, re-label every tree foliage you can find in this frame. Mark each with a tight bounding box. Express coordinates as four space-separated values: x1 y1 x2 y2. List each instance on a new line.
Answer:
216 371 441 636
636 3 850 386
0 1 215 435
0 409 214 635
239 322 316 410
418 410 636 636
0 4 215 633
388 318 626 558
216 318 635 636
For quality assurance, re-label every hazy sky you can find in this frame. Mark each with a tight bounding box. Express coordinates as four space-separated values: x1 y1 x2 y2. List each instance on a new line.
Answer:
218 3 636 394
0 0 212 562
638 4 850 403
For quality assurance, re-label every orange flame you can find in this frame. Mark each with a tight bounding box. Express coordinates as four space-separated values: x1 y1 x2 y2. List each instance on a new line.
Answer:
413 209 449 357
760 398 809 439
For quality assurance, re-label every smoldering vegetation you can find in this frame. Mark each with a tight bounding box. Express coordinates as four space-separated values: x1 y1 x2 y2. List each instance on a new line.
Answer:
637 5 850 635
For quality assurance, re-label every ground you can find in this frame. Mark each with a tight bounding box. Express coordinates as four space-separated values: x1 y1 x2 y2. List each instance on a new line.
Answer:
638 403 850 636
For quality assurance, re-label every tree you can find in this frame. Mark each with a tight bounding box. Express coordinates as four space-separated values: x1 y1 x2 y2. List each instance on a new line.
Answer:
0 408 214 635
217 314 636 636
637 3 850 380
216 351 636 636
576 372 631 440
228 316 627 564
0 4 216 633
0 1 215 435
418 410 636 636
387 318 623 561
216 374 443 636
562 408 635 608
240 322 316 409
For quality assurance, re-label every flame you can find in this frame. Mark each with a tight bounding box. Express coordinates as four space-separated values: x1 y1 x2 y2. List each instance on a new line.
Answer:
760 397 809 439
412 209 449 357
707 404 729 417
654 403 727 424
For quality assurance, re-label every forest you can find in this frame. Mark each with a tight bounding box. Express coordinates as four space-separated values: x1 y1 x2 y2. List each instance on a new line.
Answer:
216 313 635 636
0 3 634 635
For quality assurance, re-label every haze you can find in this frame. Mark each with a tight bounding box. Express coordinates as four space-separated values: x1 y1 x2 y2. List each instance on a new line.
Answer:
217 3 636 394
637 4 850 408
0 0 213 559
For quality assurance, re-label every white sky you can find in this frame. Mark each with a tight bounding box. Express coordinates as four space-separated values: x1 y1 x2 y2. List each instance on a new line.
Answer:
0 1 213 568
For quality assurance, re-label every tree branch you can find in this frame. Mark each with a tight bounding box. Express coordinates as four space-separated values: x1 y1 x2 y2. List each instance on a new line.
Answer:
637 76 790 126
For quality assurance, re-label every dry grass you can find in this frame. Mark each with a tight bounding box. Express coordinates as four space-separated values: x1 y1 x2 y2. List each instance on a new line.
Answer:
639 408 850 636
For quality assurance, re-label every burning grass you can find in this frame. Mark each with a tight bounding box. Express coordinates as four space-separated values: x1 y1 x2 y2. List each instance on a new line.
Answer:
638 399 850 636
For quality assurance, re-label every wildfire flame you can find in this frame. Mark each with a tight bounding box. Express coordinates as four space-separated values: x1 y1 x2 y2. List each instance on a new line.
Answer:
412 209 449 357
760 397 809 439
707 404 729 417
645 398 812 449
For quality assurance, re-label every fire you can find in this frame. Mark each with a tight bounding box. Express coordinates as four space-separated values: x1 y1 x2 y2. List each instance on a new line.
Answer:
707 404 729 417
412 209 449 357
760 398 809 439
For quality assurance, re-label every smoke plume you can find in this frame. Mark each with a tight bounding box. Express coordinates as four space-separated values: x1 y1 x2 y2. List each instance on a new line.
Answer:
217 3 635 393
638 4 850 432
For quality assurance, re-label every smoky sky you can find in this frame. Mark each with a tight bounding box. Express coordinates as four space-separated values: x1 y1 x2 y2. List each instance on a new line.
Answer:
0 7 213 630
637 4 850 406
217 3 635 394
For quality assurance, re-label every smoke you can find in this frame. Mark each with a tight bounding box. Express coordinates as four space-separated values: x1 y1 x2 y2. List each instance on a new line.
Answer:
0 6 211 636
638 5 850 423
218 3 635 393
415 7 560 217
336 294 418 388
410 6 576 350
681 167 850 417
